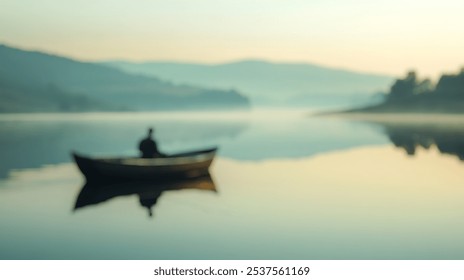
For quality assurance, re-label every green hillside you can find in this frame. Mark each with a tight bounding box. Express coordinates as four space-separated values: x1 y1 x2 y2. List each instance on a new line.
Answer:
0 44 250 112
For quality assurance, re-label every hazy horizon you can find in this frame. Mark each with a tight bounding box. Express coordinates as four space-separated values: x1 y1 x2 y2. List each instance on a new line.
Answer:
1 41 461 82
1 42 395 78
1 0 463 80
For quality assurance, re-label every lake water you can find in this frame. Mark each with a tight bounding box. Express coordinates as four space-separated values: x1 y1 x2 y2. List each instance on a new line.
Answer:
0 110 463 259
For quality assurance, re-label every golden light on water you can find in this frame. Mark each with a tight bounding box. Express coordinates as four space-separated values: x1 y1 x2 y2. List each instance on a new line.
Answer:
213 145 464 236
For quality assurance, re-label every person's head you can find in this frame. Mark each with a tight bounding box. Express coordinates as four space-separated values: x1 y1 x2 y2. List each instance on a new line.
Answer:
148 128 154 137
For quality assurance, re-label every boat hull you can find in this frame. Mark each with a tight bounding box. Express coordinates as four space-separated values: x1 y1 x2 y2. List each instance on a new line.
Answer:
73 148 216 181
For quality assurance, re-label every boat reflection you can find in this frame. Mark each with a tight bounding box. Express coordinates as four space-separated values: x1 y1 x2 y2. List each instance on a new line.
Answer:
74 174 217 217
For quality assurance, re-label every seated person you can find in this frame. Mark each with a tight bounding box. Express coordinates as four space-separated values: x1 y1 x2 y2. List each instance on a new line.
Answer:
138 128 164 158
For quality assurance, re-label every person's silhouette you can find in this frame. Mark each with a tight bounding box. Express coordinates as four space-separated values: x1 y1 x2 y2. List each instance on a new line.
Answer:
138 128 163 158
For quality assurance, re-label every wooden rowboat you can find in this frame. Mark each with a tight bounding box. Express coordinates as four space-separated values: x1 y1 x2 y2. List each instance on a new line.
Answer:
72 148 217 181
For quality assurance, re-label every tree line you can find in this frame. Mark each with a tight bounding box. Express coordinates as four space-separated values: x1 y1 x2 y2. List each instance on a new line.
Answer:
358 67 464 113
388 68 464 100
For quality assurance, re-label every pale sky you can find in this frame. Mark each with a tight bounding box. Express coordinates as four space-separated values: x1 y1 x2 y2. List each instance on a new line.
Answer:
1 0 463 79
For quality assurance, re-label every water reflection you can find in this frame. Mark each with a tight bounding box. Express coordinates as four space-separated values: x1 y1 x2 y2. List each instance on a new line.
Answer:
379 124 464 161
385 125 464 160
74 175 217 217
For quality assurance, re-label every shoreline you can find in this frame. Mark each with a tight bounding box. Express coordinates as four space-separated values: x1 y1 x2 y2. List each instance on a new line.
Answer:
314 112 464 125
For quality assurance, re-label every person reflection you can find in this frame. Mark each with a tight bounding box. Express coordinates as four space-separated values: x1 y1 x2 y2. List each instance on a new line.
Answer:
138 128 164 158
139 191 162 217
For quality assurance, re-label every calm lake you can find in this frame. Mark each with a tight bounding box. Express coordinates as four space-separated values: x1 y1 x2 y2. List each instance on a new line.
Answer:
0 110 463 259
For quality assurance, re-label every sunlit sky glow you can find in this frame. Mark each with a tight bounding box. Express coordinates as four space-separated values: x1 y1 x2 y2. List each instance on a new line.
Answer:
1 0 463 78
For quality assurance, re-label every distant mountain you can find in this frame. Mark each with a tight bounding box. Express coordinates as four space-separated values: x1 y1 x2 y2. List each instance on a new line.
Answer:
103 60 393 108
0 44 249 112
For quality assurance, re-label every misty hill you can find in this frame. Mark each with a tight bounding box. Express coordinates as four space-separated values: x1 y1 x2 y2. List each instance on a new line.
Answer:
0 76 114 112
103 60 393 108
0 44 249 112
349 69 464 113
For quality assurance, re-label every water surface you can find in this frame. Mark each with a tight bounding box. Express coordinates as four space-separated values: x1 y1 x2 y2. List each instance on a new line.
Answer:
0 111 463 259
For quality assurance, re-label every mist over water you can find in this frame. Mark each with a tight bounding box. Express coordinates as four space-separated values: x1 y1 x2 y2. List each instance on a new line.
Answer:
0 110 463 259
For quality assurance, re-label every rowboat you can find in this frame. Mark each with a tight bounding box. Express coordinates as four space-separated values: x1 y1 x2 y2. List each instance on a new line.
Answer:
74 174 216 216
72 148 217 181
